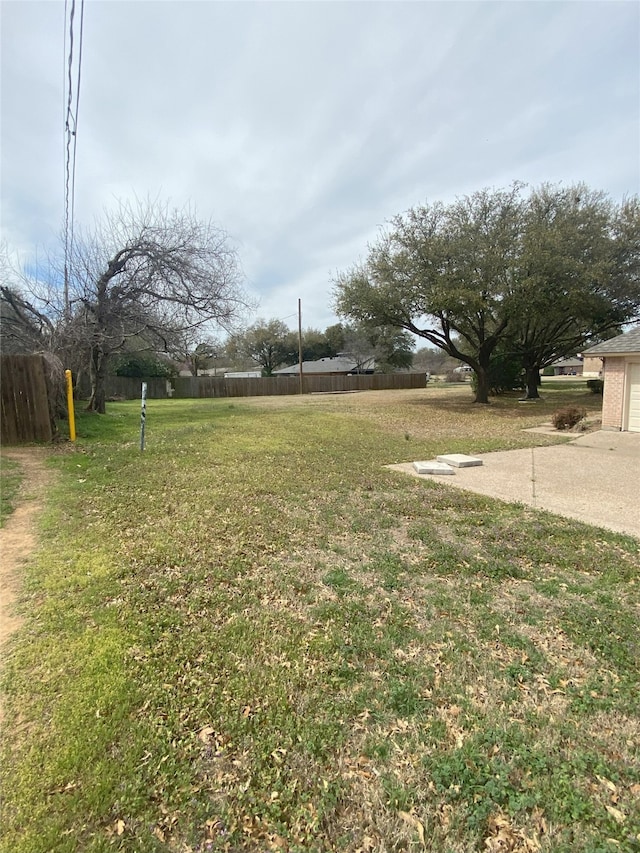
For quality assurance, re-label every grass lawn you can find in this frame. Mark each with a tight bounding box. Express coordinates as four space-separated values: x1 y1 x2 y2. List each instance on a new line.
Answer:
0 455 23 527
1 383 638 853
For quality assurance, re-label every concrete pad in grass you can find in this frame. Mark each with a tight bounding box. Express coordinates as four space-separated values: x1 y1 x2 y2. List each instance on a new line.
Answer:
436 454 483 468
412 460 455 475
387 430 640 539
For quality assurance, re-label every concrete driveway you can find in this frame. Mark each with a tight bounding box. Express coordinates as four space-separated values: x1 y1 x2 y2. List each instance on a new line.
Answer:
388 430 640 539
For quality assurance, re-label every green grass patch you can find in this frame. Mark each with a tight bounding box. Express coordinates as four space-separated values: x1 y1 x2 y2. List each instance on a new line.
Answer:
2 386 638 853
0 455 23 526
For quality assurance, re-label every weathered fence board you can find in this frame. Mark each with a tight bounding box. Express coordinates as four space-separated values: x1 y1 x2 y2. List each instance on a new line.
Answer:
1 355 54 444
105 376 168 400
75 375 169 401
72 372 426 402
173 372 426 398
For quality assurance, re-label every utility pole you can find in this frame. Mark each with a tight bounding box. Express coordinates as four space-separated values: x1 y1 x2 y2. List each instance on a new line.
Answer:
298 298 303 395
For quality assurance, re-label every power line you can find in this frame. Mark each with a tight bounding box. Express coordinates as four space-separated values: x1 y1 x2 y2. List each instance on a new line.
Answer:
62 0 69 309
63 0 74 311
70 0 85 262
62 0 85 314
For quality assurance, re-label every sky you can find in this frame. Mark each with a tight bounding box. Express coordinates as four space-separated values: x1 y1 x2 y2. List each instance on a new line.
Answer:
1 0 639 336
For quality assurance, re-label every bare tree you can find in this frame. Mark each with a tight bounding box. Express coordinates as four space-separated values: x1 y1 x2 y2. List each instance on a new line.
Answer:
0 243 54 354
168 325 222 376
65 198 248 412
0 285 55 354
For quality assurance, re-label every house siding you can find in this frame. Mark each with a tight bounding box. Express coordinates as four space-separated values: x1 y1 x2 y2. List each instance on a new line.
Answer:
601 357 626 430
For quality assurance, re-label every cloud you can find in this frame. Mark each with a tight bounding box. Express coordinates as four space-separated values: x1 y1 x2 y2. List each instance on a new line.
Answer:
2 0 638 332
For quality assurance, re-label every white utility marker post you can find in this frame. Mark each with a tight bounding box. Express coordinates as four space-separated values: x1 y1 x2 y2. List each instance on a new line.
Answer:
140 382 147 451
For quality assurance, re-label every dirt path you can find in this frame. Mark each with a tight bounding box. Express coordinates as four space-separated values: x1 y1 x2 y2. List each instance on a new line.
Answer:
0 449 53 649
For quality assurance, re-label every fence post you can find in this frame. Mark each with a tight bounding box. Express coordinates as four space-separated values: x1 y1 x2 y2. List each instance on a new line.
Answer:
140 382 147 451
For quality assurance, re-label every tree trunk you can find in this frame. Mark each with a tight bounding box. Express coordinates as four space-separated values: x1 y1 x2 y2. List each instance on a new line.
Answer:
473 367 491 404
87 346 107 414
523 365 542 400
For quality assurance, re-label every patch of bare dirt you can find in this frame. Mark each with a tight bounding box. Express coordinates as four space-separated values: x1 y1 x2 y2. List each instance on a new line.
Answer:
0 449 53 649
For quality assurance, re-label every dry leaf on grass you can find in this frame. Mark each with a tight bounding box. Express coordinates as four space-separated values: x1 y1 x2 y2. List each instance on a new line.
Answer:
48 781 79 795
398 810 425 845
198 725 216 744
484 812 541 852
605 805 626 823
597 775 618 793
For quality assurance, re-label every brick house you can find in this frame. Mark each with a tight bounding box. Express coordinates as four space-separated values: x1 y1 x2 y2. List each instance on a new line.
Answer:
581 356 604 378
584 327 640 432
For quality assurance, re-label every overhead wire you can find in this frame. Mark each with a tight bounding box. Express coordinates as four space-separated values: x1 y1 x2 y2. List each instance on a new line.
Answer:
62 0 85 314
62 0 70 310
63 0 74 311
70 0 85 264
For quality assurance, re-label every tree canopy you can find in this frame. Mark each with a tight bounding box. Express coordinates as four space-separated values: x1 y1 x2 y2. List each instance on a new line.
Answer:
329 322 415 372
506 185 640 397
0 285 54 355
224 319 415 375
334 183 640 402
226 319 298 376
62 198 248 411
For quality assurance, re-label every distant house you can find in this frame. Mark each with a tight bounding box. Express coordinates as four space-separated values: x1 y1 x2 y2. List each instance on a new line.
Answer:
551 357 584 376
273 356 376 377
549 355 602 378
583 326 640 432
178 365 230 377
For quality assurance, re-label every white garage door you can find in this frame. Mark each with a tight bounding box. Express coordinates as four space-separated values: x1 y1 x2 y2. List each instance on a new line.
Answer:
627 362 640 432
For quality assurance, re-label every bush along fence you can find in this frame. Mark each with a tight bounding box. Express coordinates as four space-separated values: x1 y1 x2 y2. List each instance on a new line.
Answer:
79 372 428 401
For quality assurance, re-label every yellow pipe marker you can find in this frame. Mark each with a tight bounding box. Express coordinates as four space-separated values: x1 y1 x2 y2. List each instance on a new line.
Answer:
65 369 76 442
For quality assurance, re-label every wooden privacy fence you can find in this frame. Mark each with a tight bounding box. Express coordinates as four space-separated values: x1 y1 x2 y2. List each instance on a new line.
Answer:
0 363 426 443
73 372 427 402
1 355 55 444
178 372 427 398
76 374 169 401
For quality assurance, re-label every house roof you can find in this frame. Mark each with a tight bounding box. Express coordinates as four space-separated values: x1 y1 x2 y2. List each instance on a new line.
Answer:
552 357 583 368
273 356 375 375
583 326 640 356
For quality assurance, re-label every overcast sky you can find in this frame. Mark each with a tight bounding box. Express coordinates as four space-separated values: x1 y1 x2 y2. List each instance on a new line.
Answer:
2 0 639 334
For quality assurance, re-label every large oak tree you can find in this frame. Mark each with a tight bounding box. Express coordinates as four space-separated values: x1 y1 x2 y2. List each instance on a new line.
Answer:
508 185 640 398
334 183 640 403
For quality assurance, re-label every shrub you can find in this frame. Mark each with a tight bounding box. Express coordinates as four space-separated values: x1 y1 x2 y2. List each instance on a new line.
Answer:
551 406 587 431
114 353 177 379
445 369 467 383
586 379 604 395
